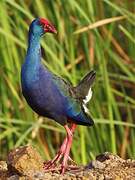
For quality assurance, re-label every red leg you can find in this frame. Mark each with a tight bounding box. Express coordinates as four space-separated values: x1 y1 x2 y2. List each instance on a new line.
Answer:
61 123 77 174
44 123 77 172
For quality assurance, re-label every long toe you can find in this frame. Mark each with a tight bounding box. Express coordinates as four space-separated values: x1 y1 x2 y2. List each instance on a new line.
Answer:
68 156 77 165
61 164 66 174
44 155 60 170
44 160 56 169
44 137 68 170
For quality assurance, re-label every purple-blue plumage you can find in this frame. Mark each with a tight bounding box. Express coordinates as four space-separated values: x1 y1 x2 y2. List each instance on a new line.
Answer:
21 18 95 126
21 18 96 173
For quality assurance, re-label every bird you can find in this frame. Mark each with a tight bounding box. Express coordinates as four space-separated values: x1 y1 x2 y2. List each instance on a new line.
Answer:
21 18 96 174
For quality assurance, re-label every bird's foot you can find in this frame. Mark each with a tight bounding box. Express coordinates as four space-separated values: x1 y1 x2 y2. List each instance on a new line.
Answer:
44 123 77 174
68 156 77 165
61 163 82 174
43 162 80 174
44 138 67 169
43 152 62 169
67 165 83 172
43 155 75 170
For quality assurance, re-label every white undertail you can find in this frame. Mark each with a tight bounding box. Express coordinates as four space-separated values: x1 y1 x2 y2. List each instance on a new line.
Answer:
83 88 92 113
83 88 92 104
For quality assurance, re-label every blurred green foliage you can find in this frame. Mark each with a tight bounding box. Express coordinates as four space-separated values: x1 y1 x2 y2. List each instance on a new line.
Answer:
0 0 135 164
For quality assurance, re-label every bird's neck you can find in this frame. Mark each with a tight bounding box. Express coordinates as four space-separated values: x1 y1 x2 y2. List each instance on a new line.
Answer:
26 33 41 65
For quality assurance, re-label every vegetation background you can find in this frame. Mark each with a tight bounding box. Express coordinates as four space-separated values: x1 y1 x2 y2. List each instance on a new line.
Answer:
0 0 135 164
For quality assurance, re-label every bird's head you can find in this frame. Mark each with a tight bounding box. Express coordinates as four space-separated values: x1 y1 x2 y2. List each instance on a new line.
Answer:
29 18 57 37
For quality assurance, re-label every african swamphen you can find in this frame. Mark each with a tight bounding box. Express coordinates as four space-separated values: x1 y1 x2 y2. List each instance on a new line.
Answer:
21 18 96 174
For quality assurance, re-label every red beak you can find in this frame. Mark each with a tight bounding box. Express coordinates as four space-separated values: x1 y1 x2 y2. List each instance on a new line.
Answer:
40 18 57 34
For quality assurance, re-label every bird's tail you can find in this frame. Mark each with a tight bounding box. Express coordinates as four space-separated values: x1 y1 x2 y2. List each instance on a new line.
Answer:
68 111 94 126
74 70 96 100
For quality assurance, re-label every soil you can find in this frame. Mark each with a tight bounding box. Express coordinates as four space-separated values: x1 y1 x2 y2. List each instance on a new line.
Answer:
0 145 135 180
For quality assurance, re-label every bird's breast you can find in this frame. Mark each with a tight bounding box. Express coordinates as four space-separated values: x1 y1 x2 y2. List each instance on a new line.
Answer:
21 65 67 118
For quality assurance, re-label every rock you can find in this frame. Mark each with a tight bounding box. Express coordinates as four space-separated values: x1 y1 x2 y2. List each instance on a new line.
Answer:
87 160 105 170
0 161 7 171
96 152 123 162
0 161 8 180
7 175 20 180
7 145 44 177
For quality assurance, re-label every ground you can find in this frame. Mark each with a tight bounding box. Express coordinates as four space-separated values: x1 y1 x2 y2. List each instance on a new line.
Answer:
0 145 135 180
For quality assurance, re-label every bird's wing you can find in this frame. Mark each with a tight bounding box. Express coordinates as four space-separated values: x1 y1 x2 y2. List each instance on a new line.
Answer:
52 75 74 98
65 95 94 126
52 75 94 126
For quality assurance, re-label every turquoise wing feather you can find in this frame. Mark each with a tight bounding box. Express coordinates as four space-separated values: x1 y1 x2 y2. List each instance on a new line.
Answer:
52 75 94 126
